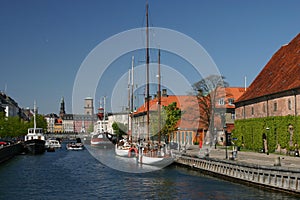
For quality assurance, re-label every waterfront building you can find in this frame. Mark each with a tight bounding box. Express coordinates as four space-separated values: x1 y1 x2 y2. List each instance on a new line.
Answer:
0 92 21 117
107 112 128 134
62 114 74 133
234 33 300 153
73 114 97 133
133 88 245 148
213 87 246 145
54 118 63 133
44 113 58 133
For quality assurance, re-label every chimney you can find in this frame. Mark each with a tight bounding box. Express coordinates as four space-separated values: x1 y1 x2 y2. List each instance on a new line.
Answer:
162 89 167 97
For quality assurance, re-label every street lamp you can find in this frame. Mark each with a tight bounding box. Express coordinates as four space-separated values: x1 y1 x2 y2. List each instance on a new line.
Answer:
177 127 181 151
224 126 228 159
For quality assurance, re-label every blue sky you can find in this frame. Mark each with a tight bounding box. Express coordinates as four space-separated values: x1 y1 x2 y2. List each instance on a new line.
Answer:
0 0 299 114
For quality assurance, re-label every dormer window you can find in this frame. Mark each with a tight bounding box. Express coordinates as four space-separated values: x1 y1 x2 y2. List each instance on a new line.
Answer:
219 98 225 105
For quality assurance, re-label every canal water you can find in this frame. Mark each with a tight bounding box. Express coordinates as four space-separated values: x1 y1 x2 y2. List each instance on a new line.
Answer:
0 142 297 200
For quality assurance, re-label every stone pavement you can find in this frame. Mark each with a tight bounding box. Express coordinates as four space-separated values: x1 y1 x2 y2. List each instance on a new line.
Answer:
183 145 300 171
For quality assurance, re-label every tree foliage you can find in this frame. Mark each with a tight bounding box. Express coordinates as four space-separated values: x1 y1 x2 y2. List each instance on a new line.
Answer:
112 122 127 139
159 102 181 142
0 113 47 138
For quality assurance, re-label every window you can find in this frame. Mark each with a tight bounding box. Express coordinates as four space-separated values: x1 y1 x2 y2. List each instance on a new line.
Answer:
263 103 266 113
288 99 292 110
219 98 225 105
228 98 234 105
251 107 254 115
274 102 277 111
231 112 235 119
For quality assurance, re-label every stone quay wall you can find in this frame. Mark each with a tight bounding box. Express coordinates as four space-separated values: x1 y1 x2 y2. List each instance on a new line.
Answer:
0 143 23 164
175 155 300 194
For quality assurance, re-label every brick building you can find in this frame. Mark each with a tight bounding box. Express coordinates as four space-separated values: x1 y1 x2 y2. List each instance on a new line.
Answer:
234 33 300 153
235 34 300 119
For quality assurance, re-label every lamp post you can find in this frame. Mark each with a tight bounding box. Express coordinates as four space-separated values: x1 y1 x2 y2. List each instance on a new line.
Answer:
224 126 228 159
177 127 181 151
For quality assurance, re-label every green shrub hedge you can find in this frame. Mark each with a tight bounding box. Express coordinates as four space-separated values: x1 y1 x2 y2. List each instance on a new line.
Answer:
232 115 300 152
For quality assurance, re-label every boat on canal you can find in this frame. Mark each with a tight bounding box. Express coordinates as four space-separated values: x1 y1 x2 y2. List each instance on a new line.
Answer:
115 139 137 157
66 138 84 151
136 3 174 166
90 97 114 149
24 101 46 154
115 57 136 157
45 138 61 149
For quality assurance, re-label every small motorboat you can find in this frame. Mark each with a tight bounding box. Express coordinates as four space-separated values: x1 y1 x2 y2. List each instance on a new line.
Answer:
45 139 61 149
66 138 84 151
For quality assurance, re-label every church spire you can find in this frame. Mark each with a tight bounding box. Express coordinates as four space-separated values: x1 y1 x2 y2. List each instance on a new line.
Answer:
59 97 66 118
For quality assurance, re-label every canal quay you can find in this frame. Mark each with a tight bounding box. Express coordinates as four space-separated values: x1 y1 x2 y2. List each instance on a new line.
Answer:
0 142 299 200
177 145 300 196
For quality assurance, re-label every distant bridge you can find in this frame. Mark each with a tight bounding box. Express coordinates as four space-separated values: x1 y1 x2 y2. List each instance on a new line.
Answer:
44 133 90 140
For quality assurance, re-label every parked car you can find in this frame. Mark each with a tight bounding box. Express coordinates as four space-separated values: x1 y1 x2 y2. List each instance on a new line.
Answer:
0 140 9 146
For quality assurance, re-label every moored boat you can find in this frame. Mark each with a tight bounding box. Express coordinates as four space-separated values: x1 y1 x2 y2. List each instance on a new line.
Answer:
115 139 135 157
136 3 174 167
91 132 114 149
90 97 114 149
137 143 174 166
24 101 46 154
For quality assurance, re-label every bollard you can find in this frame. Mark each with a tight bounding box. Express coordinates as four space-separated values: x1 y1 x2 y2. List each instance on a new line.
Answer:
274 157 281 166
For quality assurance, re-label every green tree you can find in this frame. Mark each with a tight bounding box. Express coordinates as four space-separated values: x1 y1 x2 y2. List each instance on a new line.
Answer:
112 122 127 140
159 102 181 143
0 113 35 138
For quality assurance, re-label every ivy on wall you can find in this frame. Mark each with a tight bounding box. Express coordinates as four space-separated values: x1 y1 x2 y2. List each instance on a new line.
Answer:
232 115 300 152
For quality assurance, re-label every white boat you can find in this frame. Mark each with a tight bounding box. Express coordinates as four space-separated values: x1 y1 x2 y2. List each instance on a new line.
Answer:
45 139 61 149
137 3 174 167
66 138 84 151
66 143 84 151
115 139 136 157
137 143 174 166
24 101 46 154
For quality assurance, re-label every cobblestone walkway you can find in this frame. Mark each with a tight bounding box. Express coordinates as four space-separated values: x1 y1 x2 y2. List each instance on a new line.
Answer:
184 145 300 171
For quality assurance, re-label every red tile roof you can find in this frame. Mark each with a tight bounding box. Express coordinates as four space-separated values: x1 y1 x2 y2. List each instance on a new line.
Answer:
134 95 203 130
224 87 246 108
237 33 300 102
134 87 244 130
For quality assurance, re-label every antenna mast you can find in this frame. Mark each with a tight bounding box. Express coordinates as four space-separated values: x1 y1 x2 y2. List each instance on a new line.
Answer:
146 2 150 142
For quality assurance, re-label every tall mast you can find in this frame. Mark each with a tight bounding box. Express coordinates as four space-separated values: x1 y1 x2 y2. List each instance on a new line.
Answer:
33 100 36 133
103 96 106 132
127 67 131 140
130 56 134 142
146 2 150 141
157 49 161 144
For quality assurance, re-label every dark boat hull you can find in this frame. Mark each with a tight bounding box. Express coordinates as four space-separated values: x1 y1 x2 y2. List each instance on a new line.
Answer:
24 139 46 154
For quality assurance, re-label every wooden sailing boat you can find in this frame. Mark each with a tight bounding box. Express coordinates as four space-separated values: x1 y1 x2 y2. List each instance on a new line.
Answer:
115 56 138 157
137 3 174 166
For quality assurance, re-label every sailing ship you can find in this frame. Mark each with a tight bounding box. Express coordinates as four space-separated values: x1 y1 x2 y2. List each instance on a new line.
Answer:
90 97 114 149
24 101 46 154
137 3 174 166
115 56 137 157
